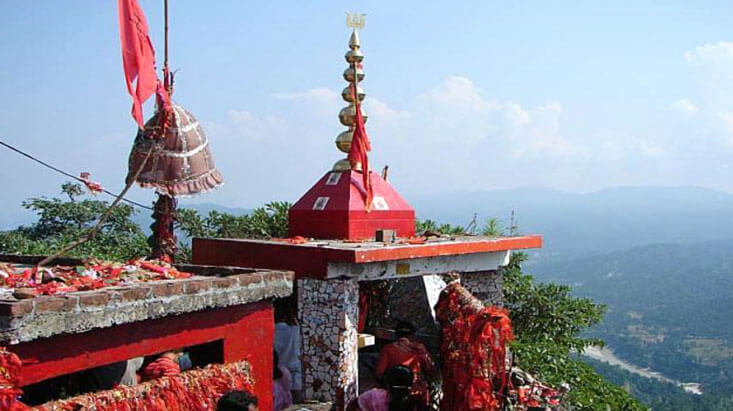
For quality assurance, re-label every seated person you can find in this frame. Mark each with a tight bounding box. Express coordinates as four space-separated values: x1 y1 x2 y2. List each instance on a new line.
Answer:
375 321 435 408
78 361 127 393
217 390 259 411
141 351 182 381
120 357 144 386
348 365 417 411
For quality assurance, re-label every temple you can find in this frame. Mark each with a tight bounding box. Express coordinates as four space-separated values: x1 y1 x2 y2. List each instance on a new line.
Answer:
0 12 546 411
193 17 543 410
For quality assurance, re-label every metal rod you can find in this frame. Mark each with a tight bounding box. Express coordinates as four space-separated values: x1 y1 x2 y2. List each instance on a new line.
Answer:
164 0 169 74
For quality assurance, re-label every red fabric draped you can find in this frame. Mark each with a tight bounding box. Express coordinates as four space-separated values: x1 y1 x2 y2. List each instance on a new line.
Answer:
435 282 514 411
117 0 160 129
142 356 181 381
348 81 374 210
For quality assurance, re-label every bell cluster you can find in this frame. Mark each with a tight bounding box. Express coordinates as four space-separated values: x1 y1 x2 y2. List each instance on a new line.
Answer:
333 29 368 172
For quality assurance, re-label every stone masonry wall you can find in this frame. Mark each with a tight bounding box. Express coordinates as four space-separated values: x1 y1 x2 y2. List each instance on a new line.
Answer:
298 277 359 408
460 269 503 306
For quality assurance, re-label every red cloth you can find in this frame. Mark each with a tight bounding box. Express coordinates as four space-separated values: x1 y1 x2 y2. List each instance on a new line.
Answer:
375 338 434 378
435 282 514 411
142 356 181 381
348 83 373 210
117 0 160 129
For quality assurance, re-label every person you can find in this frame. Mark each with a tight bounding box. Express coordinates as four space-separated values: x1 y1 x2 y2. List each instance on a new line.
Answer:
141 351 181 381
374 321 435 408
274 296 303 402
273 351 293 411
348 365 417 411
77 361 127 393
120 357 144 386
217 390 258 411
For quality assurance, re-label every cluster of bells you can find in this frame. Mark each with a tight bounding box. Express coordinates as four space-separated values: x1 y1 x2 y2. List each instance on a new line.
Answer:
333 28 368 172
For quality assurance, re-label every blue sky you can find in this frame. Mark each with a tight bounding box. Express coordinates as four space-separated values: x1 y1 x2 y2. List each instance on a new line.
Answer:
2 1 733 224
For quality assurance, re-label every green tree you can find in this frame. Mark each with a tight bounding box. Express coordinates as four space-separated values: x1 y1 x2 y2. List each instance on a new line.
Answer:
175 201 291 261
481 217 504 236
0 183 150 261
176 201 290 239
504 253 647 410
415 219 465 235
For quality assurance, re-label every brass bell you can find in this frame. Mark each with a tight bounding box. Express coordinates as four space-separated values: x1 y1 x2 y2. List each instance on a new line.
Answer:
342 86 365 103
345 48 364 64
335 129 354 153
339 104 367 127
343 66 365 83
332 157 352 171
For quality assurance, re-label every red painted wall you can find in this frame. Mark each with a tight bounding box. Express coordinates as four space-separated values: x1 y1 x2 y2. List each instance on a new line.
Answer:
13 301 275 410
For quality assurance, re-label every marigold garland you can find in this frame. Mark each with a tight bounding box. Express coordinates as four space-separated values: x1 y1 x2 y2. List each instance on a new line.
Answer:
33 360 255 411
0 347 28 410
0 258 191 297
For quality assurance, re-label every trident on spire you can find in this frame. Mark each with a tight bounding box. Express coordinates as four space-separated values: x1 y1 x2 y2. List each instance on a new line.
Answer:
346 12 366 30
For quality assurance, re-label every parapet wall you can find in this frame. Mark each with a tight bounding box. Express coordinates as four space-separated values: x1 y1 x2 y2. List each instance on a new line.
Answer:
0 270 292 344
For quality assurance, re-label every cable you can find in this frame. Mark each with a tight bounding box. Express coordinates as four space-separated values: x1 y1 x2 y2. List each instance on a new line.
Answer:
0 139 153 211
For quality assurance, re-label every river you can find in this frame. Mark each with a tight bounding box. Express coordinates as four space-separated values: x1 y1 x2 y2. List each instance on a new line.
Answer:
583 346 703 395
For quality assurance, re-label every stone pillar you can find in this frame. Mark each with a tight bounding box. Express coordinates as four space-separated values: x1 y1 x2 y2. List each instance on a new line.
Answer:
460 269 503 306
298 277 359 409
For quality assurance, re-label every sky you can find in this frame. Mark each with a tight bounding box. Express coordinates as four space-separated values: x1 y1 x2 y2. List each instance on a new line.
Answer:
2 1 733 224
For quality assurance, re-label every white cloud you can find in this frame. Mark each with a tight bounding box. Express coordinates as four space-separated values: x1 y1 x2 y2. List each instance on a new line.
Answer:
671 99 699 115
194 57 733 206
684 42 733 65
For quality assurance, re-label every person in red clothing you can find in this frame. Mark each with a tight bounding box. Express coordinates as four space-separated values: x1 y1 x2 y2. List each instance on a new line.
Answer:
141 351 182 381
375 321 435 409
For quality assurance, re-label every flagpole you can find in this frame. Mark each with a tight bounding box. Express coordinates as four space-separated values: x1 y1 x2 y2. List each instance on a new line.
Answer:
163 0 169 91
150 0 178 261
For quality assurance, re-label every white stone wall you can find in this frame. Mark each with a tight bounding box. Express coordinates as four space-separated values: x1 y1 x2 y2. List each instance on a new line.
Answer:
298 277 359 408
460 269 503 306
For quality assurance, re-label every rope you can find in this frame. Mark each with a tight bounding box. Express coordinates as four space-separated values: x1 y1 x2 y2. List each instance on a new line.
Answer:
36 144 157 267
0 138 153 211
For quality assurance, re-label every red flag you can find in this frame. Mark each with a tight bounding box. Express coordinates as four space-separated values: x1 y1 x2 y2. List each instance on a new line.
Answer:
348 83 374 210
118 0 160 129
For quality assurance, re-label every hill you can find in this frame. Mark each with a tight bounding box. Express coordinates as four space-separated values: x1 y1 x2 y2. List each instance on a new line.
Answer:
532 240 733 405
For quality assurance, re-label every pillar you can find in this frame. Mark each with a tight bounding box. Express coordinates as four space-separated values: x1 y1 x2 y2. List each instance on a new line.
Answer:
298 277 359 409
460 269 503 306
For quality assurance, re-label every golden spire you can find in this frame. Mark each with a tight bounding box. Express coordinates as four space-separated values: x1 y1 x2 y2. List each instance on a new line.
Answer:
333 13 368 172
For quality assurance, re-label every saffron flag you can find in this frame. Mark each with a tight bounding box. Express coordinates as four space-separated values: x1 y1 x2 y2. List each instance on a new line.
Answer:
118 0 159 129
348 83 374 210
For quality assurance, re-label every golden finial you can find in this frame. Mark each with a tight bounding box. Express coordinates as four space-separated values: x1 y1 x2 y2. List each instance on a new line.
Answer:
346 12 366 30
333 13 367 172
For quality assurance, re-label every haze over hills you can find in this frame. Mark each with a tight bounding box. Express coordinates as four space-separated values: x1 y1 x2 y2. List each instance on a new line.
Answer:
411 185 733 259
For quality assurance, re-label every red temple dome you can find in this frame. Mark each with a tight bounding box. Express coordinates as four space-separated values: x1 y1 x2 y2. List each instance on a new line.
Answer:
288 21 415 240
289 170 415 240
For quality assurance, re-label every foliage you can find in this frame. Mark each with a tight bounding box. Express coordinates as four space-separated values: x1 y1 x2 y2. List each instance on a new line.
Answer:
416 216 507 237
0 183 149 261
174 202 289 263
176 201 290 240
481 217 504 236
407 220 644 409
504 253 647 410
415 219 465 235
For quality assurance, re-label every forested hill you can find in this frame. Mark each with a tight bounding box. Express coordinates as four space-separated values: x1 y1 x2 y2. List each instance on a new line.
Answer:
532 240 733 406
